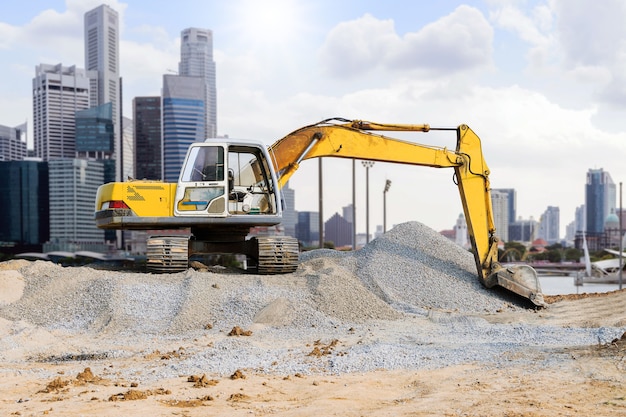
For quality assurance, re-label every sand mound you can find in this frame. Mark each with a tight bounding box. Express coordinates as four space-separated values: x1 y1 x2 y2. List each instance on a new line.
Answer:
0 222 515 339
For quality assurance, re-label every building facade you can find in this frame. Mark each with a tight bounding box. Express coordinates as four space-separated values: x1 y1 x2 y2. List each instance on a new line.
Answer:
162 74 206 182
296 211 319 247
454 213 469 249
179 27 217 139
280 182 297 238
0 123 27 161
0 161 49 250
133 96 162 180
33 64 94 160
585 168 616 235
509 218 537 243
75 102 114 157
46 159 105 251
122 115 134 179
324 212 352 248
490 189 509 242
538 206 560 245
84 4 121 180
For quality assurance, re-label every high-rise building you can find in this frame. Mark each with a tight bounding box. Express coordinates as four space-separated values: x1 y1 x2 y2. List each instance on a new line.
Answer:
492 188 516 227
74 102 117 186
325 212 352 247
46 158 106 251
162 74 206 182
490 189 509 242
0 123 27 161
281 182 296 238
0 161 49 250
122 115 134 179
509 218 537 243
84 4 121 180
585 168 616 234
342 203 355 247
296 211 319 247
75 102 114 157
179 27 217 138
454 213 469 248
33 64 95 160
538 206 560 244
575 205 586 233
133 96 162 180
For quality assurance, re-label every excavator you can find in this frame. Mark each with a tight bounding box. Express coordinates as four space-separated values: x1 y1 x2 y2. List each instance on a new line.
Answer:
95 118 546 307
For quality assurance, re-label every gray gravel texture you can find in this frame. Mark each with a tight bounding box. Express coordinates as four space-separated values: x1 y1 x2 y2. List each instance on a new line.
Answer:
0 221 624 382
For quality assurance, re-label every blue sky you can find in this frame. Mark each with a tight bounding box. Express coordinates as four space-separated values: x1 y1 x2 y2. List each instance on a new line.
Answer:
1 0 625 237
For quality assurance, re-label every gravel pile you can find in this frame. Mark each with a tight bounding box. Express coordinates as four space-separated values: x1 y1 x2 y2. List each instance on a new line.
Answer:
1 221 624 380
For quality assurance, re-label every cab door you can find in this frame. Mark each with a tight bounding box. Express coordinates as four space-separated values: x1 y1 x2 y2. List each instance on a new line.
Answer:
174 144 228 217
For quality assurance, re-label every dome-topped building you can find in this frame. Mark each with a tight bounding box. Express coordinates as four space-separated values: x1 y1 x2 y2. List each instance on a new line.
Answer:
605 209 619 230
604 209 621 248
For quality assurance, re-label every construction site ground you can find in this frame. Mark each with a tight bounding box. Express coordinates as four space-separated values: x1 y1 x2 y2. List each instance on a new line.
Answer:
1 222 625 416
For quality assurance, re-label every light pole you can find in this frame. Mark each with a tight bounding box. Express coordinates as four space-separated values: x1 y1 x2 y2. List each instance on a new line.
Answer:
352 159 356 250
362 160 375 243
383 179 391 233
619 181 624 290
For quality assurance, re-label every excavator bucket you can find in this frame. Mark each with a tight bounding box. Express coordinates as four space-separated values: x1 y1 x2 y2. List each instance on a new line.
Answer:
486 264 546 307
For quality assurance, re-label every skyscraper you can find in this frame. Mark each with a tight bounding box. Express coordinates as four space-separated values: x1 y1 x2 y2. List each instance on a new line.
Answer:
281 182 296 237
324 212 352 247
84 4 121 180
162 74 206 182
491 188 516 228
133 96 162 180
296 211 319 247
538 206 560 244
490 189 509 242
33 64 95 160
179 27 217 138
586 168 616 234
0 123 27 161
454 213 469 248
75 102 114 157
46 158 105 251
0 161 49 249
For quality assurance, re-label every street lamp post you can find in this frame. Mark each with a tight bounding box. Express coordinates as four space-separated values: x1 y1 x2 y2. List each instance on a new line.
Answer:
352 159 356 250
619 181 624 290
362 160 375 243
383 179 391 233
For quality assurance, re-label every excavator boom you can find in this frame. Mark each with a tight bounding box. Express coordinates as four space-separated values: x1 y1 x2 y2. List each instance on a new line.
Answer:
268 118 545 307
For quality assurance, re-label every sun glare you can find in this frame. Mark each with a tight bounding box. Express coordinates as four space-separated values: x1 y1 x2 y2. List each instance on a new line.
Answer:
232 0 308 46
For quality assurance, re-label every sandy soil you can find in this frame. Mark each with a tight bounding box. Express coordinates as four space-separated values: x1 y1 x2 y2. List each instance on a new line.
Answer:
1 294 624 416
1 258 625 416
0 342 624 416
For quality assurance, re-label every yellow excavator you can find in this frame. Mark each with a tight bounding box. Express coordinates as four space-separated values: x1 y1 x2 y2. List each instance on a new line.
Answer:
95 118 545 307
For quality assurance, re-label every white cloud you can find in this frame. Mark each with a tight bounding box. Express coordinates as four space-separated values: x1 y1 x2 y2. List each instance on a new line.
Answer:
319 5 493 79
552 0 626 67
318 14 399 78
389 5 494 73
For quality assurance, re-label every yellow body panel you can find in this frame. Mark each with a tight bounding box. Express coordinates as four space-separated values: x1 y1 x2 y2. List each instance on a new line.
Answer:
95 181 177 217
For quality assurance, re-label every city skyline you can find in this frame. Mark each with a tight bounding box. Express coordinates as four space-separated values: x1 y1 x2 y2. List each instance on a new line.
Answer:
1 1 625 235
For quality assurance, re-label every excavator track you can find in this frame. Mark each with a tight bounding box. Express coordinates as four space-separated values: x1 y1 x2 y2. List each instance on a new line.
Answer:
146 236 189 273
256 236 299 274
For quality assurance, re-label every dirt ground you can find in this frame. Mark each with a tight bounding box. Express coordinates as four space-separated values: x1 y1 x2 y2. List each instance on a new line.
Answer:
1 257 625 416
0 343 624 417
1 293 625 416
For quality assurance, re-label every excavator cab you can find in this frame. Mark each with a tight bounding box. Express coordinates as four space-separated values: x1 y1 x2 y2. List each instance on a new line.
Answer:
174 142 278 218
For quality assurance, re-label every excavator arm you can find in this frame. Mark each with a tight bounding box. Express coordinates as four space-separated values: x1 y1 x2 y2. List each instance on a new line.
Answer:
268 118 545 307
